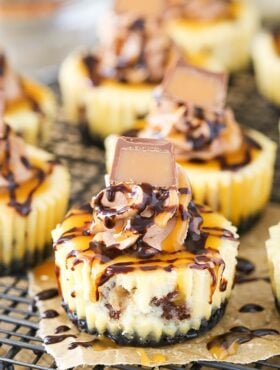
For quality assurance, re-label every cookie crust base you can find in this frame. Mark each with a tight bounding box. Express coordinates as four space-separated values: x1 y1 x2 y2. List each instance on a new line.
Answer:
63 301 227 347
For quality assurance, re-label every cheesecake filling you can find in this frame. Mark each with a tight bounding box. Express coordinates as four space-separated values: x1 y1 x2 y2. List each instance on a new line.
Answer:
81 6 171 85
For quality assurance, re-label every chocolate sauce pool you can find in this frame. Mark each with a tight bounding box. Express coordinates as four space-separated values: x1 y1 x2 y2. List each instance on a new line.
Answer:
41 309 59 319
207 326 279 359
239 304 264 313
44 334 77 345
35 288 59 301
55 325 71 334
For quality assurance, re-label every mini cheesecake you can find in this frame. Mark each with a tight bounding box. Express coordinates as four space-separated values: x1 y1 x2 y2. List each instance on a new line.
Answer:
252 28 280 106
53 137 239 346
165 0 259 72
59 0 173 140
266 223 280 313
0 117 70 274
106 60 276 230
1 51 56 145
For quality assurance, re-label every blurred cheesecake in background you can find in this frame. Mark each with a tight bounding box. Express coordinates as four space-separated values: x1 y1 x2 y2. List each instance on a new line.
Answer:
165 0 260 72
0 0 111 81
0 50 56 145
105 59 277 231
255 0 280 20
252 27 280 106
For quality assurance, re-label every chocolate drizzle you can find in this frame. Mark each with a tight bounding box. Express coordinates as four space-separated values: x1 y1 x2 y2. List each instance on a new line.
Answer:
41 309 59 319
239 304 264 313
35 288 59 301
54 325 71 334
44 334 77 345
56 198 237 302
82 55 102 86
207 326 279 360
68 339 96 350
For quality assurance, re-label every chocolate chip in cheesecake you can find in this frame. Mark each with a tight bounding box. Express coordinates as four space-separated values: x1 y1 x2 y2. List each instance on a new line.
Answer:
151 291 190 320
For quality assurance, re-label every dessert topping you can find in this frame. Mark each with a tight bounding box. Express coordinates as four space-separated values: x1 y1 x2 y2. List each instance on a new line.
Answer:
90 137 192 253
140 59 244 161
83 0 171 84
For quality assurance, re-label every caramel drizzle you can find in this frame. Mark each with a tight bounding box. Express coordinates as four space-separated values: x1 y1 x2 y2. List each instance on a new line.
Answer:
0 125 53 216
56 202 234 302
207 326 279 360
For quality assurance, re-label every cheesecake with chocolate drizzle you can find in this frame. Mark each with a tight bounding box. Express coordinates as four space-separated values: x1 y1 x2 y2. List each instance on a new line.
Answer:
59 0 174 140
266 223 280 313
0 51 56 145
106 60 276 230
165 0 259 72
53 137 239 346
0 97 70 274
252 27 280 106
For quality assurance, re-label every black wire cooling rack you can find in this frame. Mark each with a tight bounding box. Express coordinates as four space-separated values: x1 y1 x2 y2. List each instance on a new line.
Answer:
0 71 280 369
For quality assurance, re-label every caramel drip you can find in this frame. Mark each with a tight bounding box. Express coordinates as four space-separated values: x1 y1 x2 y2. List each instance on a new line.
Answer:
207 326 279 360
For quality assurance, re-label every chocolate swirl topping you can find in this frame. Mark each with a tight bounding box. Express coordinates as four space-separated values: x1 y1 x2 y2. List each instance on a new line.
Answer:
82 11 171 85
139 61 262 168
90 168 191 253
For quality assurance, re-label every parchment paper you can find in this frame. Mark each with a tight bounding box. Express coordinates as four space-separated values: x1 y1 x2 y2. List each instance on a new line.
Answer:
29 204 280 370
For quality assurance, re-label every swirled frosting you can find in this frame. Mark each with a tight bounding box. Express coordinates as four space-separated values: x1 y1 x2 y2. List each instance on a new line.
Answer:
85 12 172 84
90 166 192 254
139 90 243 161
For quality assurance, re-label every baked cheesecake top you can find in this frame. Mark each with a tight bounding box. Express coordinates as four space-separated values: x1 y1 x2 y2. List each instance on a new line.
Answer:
139 59 262 167
167 0 238 22
81 0 172 85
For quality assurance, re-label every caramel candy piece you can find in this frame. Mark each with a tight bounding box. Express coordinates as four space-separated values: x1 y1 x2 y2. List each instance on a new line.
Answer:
110 137 177 187
163 59 228 111
115 0 165 17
